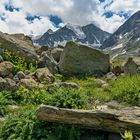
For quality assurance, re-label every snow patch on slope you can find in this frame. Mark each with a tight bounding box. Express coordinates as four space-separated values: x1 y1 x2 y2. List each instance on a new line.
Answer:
111 44 123 50
66 23 86 39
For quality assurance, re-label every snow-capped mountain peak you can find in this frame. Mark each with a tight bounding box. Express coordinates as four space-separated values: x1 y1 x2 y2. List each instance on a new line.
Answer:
34 23 111 47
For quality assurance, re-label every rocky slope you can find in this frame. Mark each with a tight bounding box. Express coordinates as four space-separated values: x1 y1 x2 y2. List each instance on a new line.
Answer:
0 32 38 64
34 23 111 47
101 10 140 59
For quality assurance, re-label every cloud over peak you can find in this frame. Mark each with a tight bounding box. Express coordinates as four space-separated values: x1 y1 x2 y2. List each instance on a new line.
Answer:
0 0 140 36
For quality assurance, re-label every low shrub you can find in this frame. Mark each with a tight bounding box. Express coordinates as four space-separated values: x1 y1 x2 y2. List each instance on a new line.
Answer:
48 87 88 109
1 50 27 72
108 76 140 106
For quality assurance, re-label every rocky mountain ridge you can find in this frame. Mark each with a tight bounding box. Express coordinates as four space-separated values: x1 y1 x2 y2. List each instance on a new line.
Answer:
34 23 111 48
101 10 140 59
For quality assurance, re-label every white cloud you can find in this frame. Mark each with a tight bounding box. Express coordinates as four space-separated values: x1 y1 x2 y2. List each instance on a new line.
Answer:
0 0 140 35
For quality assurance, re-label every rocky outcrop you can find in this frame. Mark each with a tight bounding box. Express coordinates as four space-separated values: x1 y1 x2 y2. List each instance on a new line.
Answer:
0 32 38 64
0 61 15 77
123 57 140 75
36 105 140 135
59 42 110 76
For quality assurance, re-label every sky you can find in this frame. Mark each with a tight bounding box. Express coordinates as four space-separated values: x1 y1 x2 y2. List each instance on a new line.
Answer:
0 0 140 36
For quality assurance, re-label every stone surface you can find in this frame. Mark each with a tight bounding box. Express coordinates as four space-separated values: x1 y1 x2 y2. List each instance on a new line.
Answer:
17 71 26 80
112 66 123 76
38 52 58 74
0 77 17 91
0 32 38 64
48 82 80 90
59 42 110 76
105 72 117 81
36 105 140 135
51 48 63 62
34 68 55 84
95 79 107 87
0 61 15 77
123 57 140 75
19 78 38 89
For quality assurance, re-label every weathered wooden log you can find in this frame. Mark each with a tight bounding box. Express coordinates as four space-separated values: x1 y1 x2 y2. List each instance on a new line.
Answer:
36 105 140 135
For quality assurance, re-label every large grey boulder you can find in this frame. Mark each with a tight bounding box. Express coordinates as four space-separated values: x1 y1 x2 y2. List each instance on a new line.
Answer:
0 32 38 64
0 61 15 77
59 42 110 76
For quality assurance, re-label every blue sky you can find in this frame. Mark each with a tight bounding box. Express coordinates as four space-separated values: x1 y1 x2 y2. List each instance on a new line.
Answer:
0 0 140 36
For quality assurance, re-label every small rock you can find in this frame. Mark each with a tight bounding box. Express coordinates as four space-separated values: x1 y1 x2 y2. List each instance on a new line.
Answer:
59 82 80 89
0 61 15 77
8 105 19 110
95 79 107 86
105 72 117 81
17 71 25 80
102 83 109 90
13 75 20 83
24 70 30 75
6 73 14 79
34 68 55 84
19 78 38 89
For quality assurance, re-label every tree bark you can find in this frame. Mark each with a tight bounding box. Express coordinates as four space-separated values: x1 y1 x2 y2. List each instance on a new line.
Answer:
36 105 140 135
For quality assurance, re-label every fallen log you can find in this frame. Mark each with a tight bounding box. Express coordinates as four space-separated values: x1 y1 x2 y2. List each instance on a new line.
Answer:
36 105 140 135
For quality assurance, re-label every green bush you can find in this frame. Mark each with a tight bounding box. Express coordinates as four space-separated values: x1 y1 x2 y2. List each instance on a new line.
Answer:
1 50 27 72
108 76 140 106
1 50 37 73
48 87 88 109
0 91 15 116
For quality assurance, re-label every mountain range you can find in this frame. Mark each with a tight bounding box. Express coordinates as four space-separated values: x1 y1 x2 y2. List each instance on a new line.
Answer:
101 10 140 59
34 10 140 60
34 23 111 48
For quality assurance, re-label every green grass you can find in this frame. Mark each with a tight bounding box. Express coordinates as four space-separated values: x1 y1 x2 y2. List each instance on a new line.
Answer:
1 75 140 139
